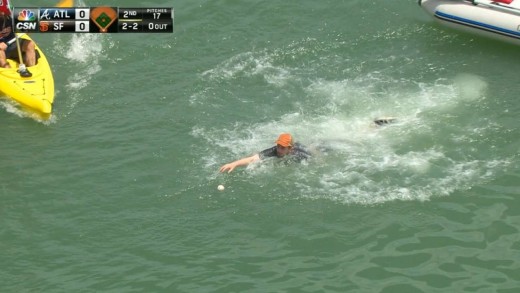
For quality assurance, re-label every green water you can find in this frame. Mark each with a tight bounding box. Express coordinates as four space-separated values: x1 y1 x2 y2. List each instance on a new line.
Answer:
1 0 519 292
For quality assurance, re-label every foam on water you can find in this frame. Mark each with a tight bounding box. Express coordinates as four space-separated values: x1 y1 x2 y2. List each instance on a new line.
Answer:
52 24 114 117
57 33 103 90
0 99 56 125
192 40 511 204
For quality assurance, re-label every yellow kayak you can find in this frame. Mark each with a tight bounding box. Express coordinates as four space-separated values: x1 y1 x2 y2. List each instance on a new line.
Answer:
0 34 55 115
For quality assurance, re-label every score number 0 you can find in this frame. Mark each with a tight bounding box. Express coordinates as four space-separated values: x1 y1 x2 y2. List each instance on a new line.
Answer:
75 8 90 32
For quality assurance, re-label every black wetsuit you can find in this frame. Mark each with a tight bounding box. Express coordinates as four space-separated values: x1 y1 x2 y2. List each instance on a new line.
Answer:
258 142 311 163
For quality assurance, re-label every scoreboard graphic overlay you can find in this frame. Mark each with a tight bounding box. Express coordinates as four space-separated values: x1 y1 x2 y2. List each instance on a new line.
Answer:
13 7 173 33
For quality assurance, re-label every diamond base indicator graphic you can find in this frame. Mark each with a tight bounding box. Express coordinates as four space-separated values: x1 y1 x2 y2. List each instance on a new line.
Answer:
90 7 117 33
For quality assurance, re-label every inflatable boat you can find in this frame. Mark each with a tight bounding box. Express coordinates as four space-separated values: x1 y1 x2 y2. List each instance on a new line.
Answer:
419 0 520 45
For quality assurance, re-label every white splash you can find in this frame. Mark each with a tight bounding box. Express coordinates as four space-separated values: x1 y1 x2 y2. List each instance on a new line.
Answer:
192 44 504 204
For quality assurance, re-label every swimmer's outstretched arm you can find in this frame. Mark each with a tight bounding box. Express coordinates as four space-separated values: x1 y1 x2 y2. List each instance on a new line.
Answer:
219 154 261 173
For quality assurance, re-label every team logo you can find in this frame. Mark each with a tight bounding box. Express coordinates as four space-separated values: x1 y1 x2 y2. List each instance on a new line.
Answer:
18 9 36 21
39 21 49 32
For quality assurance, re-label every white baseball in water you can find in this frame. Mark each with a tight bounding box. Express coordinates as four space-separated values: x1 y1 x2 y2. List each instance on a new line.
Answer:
218 185 225 191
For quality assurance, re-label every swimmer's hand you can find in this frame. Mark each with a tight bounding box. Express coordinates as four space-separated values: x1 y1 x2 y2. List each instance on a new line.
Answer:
219 154 261 173
219 163 237 173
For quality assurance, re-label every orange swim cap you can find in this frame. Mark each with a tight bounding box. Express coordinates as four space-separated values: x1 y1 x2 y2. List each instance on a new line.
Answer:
276 133 293 147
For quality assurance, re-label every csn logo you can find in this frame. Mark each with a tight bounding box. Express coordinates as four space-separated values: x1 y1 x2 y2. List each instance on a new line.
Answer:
16 22 37 30
15 9 37 31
